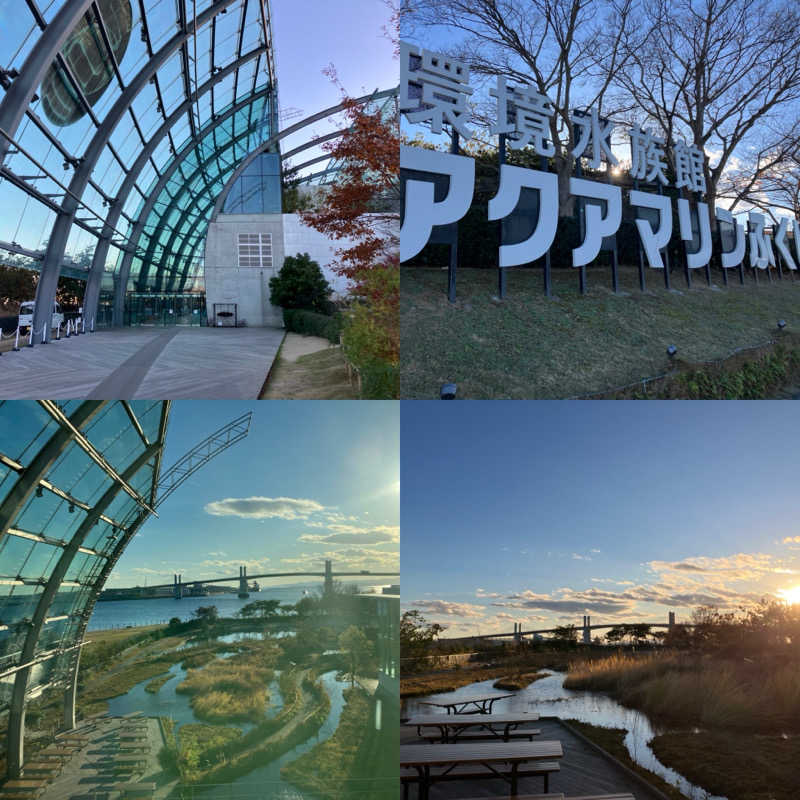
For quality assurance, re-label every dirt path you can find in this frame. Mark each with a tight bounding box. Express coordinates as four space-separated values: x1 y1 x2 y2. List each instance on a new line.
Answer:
260 334 357 399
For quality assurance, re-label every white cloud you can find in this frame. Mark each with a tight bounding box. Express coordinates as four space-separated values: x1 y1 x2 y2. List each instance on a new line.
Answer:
299 524 399 545
410 599 486 618
204 496 325 520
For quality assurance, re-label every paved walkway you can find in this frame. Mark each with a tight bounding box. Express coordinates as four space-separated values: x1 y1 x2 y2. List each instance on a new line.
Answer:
0 327 285 399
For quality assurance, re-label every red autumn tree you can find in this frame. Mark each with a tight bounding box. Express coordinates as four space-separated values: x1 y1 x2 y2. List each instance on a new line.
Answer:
300 91 399 286
299 80 399 365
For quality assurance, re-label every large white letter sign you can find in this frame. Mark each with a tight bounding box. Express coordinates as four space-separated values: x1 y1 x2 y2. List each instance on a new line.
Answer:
488 165 558 267
793 219 800 266
569 178 622 267
400 146 475 262
629 190 672 269
677 199 712 268
715 208 746 269
747 212 772 269
773 217 798 271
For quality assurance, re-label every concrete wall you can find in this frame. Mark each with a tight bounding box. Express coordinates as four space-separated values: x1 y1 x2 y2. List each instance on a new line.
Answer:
204 213 357 327
204 214 285 327
281 215 353 297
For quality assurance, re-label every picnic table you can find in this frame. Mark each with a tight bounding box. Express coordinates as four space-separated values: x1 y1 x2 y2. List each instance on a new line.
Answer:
0 778 47 798
119 744 150 754
20 762 60 777
419 693 513 714
115 755 148 769
114 782 156 798
36 746 72 758
407 712 540 742
400 739 563 799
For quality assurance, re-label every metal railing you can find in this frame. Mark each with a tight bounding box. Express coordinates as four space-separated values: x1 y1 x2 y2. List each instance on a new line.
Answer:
0 315 93 356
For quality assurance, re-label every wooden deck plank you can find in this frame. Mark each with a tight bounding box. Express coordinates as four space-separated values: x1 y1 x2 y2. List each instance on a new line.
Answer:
402 718 666 800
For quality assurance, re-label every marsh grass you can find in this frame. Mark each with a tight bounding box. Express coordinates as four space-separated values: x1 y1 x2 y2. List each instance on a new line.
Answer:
493 671 548 691
565 653 800 731
144 673 173 693
182 671 331 785
281 688 369 800
176 657 274 723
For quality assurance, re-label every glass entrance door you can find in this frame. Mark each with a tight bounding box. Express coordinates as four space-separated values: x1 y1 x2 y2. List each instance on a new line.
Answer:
125 293 206 326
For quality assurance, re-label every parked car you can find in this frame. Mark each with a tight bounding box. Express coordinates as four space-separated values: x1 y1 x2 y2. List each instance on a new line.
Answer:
18 301 65 334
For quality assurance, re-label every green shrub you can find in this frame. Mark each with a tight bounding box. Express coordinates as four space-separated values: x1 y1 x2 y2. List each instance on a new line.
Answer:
269 253 333 313
283 308 343 343
340 298 398 399
359 361 399 399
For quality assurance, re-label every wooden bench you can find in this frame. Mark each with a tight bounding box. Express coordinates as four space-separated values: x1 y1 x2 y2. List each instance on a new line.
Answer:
114 782 156 799
421 729 541 743
401 760 561 797
20 761 61 776
454 794 635 800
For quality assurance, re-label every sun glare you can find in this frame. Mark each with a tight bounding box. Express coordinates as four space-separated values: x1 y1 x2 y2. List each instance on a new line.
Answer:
778 585 800 605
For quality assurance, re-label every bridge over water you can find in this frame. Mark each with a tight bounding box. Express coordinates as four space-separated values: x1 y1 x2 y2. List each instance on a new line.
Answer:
113 559 399 599
450 612 695 643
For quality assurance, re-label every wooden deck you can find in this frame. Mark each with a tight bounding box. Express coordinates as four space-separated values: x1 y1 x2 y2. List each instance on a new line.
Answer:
0 327 285 399
401 718 667 800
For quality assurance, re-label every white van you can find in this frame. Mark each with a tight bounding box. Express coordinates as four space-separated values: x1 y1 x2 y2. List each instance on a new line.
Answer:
18 301 65 334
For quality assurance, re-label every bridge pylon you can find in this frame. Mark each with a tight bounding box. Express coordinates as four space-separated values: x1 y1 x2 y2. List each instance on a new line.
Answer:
582 615 591 644
173 573 183 599
238 565 249 599
324 560 333 597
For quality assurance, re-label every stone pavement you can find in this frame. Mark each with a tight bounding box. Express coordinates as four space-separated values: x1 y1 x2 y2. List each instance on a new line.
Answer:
0 327 285 399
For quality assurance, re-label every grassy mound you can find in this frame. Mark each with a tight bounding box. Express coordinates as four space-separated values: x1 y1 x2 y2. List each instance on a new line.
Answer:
401 265 800 398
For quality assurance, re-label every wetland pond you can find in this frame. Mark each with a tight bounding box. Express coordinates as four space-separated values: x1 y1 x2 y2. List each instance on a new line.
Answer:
402 670 727 800
106 632 347 798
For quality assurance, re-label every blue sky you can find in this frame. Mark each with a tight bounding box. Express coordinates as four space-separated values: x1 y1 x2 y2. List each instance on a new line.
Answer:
401 401 800 637
273 0 398 174
109 401 399 589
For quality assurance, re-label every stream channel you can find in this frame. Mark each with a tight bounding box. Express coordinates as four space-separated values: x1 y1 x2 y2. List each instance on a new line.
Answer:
402 671 727 800
106 632 347 798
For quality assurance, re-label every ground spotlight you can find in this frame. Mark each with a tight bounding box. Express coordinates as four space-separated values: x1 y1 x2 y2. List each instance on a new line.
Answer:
778 319 786 330
68 503 75 513
666 345 677 358
440 383 457 400
35 486 43 498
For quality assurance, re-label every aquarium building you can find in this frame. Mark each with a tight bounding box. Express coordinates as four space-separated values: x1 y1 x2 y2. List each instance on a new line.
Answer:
0 0 395 332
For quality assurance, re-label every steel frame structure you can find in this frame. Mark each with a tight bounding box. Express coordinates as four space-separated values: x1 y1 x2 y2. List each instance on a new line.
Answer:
1 2 397 330
0 0 277 334
0 401 253 777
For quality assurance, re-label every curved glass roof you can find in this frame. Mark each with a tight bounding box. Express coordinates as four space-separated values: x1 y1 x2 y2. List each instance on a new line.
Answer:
0 400 169 717
0 0 277 325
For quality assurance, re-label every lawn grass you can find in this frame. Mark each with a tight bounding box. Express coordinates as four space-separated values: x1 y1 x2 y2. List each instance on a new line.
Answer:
260 346 357 399
401 264 800 398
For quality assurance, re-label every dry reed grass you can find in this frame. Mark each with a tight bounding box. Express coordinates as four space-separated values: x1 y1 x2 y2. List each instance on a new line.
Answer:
565 652 800 730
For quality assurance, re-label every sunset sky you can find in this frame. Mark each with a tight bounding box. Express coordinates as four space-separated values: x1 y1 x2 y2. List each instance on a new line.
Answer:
401 401 800 638
108 401 399 589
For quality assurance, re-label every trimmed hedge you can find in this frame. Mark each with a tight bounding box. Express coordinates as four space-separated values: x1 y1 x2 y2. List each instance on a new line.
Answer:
283 308 343 343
